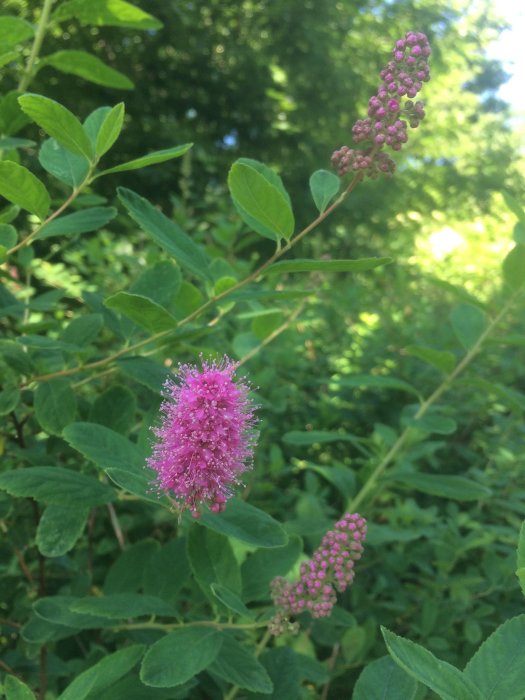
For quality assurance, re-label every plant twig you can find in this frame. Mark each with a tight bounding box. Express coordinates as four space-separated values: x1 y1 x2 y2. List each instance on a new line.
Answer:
18 0 56 92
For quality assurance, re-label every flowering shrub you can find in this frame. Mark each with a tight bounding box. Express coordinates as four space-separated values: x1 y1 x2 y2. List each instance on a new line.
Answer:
1 2 525 699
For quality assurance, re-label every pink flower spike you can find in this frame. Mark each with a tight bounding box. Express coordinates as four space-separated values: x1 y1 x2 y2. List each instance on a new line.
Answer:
147 356 258 517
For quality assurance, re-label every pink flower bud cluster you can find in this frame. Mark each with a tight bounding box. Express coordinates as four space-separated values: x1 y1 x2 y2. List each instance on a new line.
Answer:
330 146 396 179
269 513 367 635
332 31 431 177
147 357 258 517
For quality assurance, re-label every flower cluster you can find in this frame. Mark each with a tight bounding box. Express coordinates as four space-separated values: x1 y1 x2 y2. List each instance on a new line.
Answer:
332 31 431 177
269 513 367 635
147 357 258 517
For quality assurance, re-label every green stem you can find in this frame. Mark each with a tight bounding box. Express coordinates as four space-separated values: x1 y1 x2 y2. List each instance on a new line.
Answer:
112 620 268 632
23 170 364 386
348 291 521 512
18 0 56 92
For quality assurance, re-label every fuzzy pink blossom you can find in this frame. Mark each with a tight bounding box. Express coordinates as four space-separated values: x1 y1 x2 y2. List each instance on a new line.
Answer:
147 357 258 517
269 513 367 635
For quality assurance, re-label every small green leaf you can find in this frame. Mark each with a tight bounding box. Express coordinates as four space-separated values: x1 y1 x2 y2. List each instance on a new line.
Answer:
0 160 50 220
18 94 93 160
353 655 419 700
34 378 77 435
391 473 491 501
0 223 17 249
130 260 182 307
33 595 109 629
105 540 160 593
401 406 457 435
0 136 35 149
241 534 302 602
198 498 287 548
0 467 115 506
283 430 365 447
228 160 294 241
117 187 211 281
63 421 144 472
257 648 300 699
37 206 117 239
4 675 36 700
140 628 222 687
209 634 273 693
307 464 356 499
187 527 241 605
41 51 133 90
61 313 104 346
53 0 163 29
116 356 170 392
90 384 137 434
0 16 34 46
502 244 525 292
105 291 178 333
210 584 252 617
58 645 145 700
39 137 90 188
450 303 488 351
381 627 482 700
97 144 193 177
309 169 340 213
96 102 125 156
0 90 30 136
503 192 525 228
143 538 191 603
70 593 176 619
0 386 20 415
464 615 525 700
405 345 456 374
36 504 88 556
265 257 393 274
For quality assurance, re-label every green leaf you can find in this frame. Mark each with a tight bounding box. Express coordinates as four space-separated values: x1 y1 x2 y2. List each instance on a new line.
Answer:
450 303 488 351
382 627 482 700
518 521 525 597
61 313 104 346
228 159 294 241
309 169 340 213
36 504 88 556
307 464 356 499
117 187 211 281
0 160 50 220
96 102 125 155
0 90 30 136
90 385 137 434
353 655 419 700
37 206 117 239
33 595 110 630
0 467 115 506
105 291 178 333
18 94 93 160
116 356 170 392
464 615 525 700
0 136 36 149
4 675 36 700
130 260 182 307
265 257 392 274
198 498 287 548
97 144 193 177
105 540 160 594
0 16 34 46
58 645 145 700
54 0 163 29
70 593 176 619
210 584 252 618
62 422 165 505
0 223 17 249
143 538 191 603
0 386 20 415
41 51 133 89
209 634 273 694
247 648 300 699
187 527 241 605
140 627 222 687
405 344 456 374
39 137 90 188
241 534 302 602
502 244 525 292
329 373 420 397
34 378 77 435
173 280 205 318
401 406 457 435
391 473 491 501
